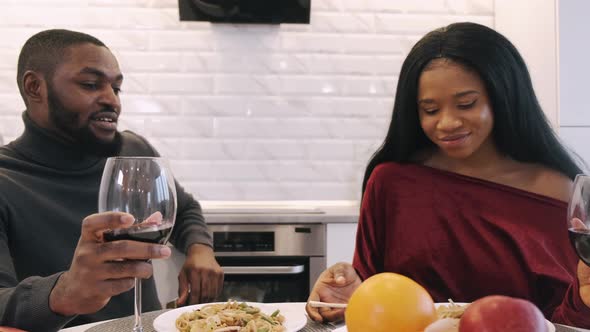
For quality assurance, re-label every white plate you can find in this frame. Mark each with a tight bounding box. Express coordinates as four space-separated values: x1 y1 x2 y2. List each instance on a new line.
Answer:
331 303 555 332
153 302 307 332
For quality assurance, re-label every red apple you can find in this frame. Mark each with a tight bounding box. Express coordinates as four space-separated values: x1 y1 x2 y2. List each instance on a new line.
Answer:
459 295 548 332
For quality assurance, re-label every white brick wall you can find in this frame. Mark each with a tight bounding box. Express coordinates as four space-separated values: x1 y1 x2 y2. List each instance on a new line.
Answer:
559 0 590 170
0 0 495 200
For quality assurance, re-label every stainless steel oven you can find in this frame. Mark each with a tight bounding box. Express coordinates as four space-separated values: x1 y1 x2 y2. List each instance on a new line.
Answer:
210 224 326 303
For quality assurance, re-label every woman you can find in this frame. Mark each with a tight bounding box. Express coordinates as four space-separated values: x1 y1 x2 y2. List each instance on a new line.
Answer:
306 22 590 327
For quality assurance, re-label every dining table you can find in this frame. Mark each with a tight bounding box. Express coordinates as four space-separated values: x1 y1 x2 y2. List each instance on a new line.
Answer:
58 302 341 332
56 302 590 332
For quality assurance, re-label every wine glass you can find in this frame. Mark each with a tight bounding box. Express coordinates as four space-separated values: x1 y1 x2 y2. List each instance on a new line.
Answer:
98 156 177 332
567 174 590 267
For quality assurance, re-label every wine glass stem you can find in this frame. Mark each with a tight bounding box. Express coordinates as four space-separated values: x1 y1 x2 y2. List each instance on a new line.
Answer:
133 277 143 332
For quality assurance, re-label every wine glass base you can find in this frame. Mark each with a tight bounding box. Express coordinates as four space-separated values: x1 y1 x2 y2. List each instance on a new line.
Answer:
133 327 143 332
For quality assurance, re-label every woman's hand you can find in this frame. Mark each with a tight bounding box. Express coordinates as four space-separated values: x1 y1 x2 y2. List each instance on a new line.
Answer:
572 218 590 308
306 262 362 323
578 260 590 308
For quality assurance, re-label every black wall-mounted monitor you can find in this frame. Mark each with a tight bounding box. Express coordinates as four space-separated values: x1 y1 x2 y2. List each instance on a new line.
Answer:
179 0 311 24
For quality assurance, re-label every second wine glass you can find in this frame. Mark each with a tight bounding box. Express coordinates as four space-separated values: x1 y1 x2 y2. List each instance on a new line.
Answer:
98 156 177 332
567 174 590 267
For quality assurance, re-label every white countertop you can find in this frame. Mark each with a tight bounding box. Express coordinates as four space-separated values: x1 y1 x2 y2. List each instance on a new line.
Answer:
201 200 360 224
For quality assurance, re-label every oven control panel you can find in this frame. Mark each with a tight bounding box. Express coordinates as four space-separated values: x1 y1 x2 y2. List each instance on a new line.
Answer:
214 231 274 252
209 224 325 256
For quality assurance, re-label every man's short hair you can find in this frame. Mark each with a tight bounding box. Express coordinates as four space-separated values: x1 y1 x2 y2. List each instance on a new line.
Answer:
16 29 107 104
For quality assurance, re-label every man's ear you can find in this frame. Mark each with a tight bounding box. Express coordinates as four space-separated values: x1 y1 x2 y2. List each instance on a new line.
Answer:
22 70 46 104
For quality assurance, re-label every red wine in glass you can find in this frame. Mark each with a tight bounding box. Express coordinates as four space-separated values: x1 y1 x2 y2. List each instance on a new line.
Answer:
103 224 173 244
568 228 590 266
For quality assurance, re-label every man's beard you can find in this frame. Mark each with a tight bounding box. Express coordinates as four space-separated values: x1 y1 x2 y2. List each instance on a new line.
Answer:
47 85 122 157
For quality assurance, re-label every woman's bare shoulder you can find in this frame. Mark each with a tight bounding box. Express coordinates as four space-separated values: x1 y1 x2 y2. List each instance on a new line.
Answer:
527 165 573 202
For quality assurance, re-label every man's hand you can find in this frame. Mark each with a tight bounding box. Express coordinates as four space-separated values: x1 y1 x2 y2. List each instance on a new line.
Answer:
306 262 362 323
177 244 223 305
49 212 172 316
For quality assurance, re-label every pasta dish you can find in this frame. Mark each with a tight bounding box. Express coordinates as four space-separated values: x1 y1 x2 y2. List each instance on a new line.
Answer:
175 301 286 332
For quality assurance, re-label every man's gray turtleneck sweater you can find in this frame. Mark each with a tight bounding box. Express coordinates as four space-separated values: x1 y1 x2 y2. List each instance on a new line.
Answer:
0 112 212 331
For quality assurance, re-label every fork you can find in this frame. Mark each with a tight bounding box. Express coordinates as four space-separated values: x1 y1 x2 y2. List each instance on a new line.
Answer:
308 301 348 309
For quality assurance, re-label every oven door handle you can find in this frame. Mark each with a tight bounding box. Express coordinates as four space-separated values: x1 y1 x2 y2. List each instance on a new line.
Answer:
222 265 305 275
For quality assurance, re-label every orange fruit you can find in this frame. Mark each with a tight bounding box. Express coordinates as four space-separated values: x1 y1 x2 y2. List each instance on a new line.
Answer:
345 272 437 332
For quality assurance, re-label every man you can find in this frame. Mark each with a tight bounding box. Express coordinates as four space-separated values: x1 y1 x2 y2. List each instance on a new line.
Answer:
0 29 224 331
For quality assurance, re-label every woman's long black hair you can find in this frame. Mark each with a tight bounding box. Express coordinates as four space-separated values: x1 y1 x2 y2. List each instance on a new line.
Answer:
362 22 582 194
